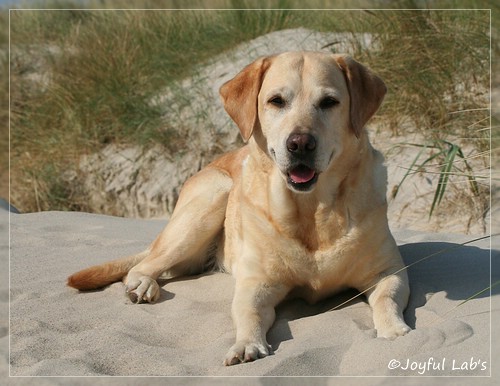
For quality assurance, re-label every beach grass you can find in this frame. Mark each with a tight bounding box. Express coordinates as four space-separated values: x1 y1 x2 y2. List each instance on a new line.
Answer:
5 0 494 215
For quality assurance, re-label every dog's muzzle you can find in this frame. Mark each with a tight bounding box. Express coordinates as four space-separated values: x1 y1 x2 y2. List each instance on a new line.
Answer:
285 133 318 192
287 164 318 192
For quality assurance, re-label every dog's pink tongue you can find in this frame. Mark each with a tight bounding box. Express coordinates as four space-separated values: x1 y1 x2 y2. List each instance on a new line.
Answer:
289 166 315 183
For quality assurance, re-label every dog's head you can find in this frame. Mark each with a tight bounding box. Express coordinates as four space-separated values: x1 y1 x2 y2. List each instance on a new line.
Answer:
220 51 386 193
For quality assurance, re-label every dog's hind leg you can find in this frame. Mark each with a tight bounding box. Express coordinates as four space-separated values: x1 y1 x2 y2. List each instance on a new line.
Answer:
124 166 233 303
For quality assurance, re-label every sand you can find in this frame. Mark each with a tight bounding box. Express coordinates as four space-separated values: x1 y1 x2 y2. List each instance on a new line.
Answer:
0 205 498 384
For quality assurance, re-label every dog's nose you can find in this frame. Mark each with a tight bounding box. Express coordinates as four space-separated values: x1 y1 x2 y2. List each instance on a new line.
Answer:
286 133 316 154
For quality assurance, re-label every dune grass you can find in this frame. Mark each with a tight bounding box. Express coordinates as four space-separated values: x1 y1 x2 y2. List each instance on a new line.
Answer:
6 1 493 216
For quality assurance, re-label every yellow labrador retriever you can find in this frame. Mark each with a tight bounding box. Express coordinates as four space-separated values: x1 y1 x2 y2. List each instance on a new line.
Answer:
68 51 410 366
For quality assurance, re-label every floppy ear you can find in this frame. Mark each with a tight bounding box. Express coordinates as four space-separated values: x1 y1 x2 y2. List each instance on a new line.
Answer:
333 55 387 137
219 57 271 142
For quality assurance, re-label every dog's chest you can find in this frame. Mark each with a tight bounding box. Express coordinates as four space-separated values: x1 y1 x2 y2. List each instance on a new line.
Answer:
264 209 363 285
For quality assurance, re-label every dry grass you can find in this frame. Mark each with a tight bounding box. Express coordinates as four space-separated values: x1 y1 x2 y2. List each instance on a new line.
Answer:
5 1 494 216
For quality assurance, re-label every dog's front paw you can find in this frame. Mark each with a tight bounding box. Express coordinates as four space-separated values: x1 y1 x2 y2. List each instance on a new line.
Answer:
223 340 271 366
125 273 160 303
377 321 411 339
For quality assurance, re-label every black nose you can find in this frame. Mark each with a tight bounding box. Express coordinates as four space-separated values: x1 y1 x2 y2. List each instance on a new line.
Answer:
286 133 316 154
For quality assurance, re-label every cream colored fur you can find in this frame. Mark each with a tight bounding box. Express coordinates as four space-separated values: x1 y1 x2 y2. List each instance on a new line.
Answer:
68 51 410 366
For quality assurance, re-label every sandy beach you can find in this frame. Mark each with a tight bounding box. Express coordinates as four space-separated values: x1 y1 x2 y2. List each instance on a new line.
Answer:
2 206 498 383
3 7 496 385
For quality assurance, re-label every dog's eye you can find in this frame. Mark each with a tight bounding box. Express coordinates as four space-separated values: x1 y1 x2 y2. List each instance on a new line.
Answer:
269 96 286 108
319 97 339 109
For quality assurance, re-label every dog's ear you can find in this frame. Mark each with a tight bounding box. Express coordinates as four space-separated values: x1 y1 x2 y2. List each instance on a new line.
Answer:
220 57 271 142
333 55 387 138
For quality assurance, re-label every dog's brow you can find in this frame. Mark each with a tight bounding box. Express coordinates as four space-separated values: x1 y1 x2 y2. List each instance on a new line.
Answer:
263 87 293 101
318 88 342 98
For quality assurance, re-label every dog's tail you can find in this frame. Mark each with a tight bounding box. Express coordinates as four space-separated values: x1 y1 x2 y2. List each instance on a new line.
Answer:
67 251 148 291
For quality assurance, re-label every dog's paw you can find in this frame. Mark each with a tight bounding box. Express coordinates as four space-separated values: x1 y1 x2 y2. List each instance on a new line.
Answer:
125 274 160 304
377 321 411 339
223 341 271 366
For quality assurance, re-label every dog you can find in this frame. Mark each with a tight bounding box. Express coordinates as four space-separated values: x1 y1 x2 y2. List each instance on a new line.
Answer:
68 51 411 366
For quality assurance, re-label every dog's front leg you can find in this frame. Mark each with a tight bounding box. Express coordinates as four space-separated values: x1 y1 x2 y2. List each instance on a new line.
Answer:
224 278 289 366
365 270 411 339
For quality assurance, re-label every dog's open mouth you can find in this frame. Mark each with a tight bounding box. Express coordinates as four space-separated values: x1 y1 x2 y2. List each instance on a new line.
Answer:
287 165 318 192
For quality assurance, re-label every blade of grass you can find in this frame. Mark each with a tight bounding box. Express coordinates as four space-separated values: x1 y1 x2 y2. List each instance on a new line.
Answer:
392 141 443 199
429 142 459 218
423 280 500 327
328 234 495 312
455 146 481 197
392 144 427 199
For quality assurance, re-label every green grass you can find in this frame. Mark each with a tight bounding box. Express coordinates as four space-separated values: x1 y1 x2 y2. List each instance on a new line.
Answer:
6 0 495 215
391 140 484 218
